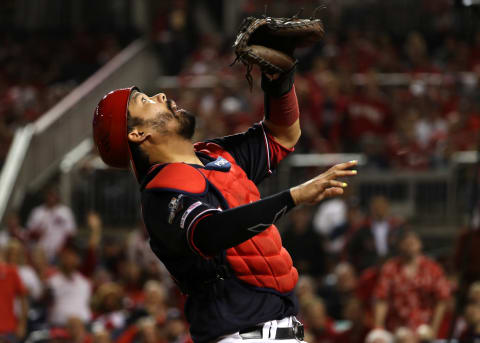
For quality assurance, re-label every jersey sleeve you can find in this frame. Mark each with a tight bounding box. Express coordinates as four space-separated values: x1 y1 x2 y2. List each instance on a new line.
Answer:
207 122 293 184
141 188 295 258
141 191 220 257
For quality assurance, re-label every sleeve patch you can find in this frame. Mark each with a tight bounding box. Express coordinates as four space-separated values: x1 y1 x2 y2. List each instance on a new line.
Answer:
180 201 203 229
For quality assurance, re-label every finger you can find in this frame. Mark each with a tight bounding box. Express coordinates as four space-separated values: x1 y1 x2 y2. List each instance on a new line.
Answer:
314 187 344 202
322 187 344 199
327 180 348 188
333 170 357 177
332 160 358 171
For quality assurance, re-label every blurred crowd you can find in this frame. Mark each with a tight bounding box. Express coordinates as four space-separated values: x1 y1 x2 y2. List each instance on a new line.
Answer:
1 187 188 343
154 0 480 171
3 1 480 342
2 185 480 343
164 27 480 171
0 31 125 168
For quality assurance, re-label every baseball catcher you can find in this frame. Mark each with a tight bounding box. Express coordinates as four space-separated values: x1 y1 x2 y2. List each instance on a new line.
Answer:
92 11 356 343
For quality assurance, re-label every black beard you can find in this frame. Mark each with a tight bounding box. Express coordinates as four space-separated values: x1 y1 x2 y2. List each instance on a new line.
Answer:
177 110 196 140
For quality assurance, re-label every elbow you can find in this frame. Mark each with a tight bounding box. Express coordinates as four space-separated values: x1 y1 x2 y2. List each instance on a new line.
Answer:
293 128 301 146
283 128 301 149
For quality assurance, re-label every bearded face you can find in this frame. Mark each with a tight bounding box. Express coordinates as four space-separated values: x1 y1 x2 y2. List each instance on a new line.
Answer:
146 99 196 140
175 109 196 140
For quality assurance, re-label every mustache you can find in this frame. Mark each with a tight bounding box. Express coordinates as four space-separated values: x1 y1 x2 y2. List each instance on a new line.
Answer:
167 99 174 113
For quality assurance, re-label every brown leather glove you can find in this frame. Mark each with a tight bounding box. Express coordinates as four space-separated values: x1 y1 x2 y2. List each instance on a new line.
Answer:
232 13 324 89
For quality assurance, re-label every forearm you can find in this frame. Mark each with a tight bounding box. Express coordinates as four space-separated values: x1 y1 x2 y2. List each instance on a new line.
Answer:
192 190 296 256
374 300 388 328
430 301 447 338
189 160 357 256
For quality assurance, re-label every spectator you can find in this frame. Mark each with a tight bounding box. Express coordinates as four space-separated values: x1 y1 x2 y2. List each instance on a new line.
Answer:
365 329 393 343
393 327 418 343
469 281 480 306
373 230 451 338
454 226 480 304
26 187 76 261
91 282 127 337
305 69 349 152
302 298 338 343
46 241 92 326
0 212 27 249
345 74 393 153
126 224 167 281
101 235 127 280
387 107 432 170
4 239 43 302
347 195 403 272
319 262 358 320
283 206 326 278
162 309 189 343
66 316 93 343
312 197 348 255
334 297 370 343
120 260 145 306
30 245 57 282
296 275 318 307
458 300 480 341
0 246 28 343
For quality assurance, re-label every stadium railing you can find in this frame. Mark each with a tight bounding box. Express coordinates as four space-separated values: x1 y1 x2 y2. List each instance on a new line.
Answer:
0 38 159 224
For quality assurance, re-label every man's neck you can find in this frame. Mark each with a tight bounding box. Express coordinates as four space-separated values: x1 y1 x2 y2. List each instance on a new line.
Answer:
147 137 203 166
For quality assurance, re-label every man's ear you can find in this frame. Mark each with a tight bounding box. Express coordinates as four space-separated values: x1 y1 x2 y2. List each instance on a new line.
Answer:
128 128 149 144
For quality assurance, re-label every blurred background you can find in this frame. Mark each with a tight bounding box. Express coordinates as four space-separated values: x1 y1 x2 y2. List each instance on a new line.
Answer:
1 0 480 342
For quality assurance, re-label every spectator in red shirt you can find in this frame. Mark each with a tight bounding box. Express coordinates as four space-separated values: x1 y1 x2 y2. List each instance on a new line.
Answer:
373 230 451 339
305 69 349 152
345 74 393 153
0 248 28 343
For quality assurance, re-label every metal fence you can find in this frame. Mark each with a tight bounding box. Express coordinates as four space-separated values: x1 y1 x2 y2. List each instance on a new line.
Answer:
64 152 478 234
0 38 160 225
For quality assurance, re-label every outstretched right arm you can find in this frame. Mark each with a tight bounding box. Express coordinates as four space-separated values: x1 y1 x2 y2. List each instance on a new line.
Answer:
143 161 357 257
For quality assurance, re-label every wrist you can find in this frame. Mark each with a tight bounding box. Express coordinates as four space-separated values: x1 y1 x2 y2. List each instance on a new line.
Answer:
289 187 301 205
261 66 295 97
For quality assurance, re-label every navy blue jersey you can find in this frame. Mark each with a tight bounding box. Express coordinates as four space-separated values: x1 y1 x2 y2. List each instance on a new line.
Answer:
140 123 298 343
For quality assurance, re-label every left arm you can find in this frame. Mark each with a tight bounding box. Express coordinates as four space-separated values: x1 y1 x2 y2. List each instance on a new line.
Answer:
430 263 451 338
430 300 447 338
13 268 28 340
16 295 28 339
261 69 301 149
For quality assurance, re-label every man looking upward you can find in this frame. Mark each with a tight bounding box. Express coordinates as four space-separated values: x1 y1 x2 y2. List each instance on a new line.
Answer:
93 61 357 342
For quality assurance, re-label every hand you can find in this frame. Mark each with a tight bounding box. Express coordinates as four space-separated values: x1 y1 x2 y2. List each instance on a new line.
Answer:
290 160 358 205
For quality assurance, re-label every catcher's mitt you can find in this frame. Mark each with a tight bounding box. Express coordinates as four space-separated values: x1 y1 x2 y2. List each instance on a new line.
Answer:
232 11 324 88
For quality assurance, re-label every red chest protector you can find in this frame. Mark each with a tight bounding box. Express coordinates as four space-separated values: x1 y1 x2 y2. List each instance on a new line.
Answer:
194 142 297 294
147 142 298 294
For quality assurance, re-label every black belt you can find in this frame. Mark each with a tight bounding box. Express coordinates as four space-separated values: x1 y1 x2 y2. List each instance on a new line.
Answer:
239 322 304 340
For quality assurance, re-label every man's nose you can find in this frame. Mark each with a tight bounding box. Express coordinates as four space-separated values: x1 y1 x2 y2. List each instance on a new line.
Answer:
153 93 167 103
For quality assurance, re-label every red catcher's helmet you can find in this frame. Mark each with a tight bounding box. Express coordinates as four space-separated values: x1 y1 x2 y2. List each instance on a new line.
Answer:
92 86 137 168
